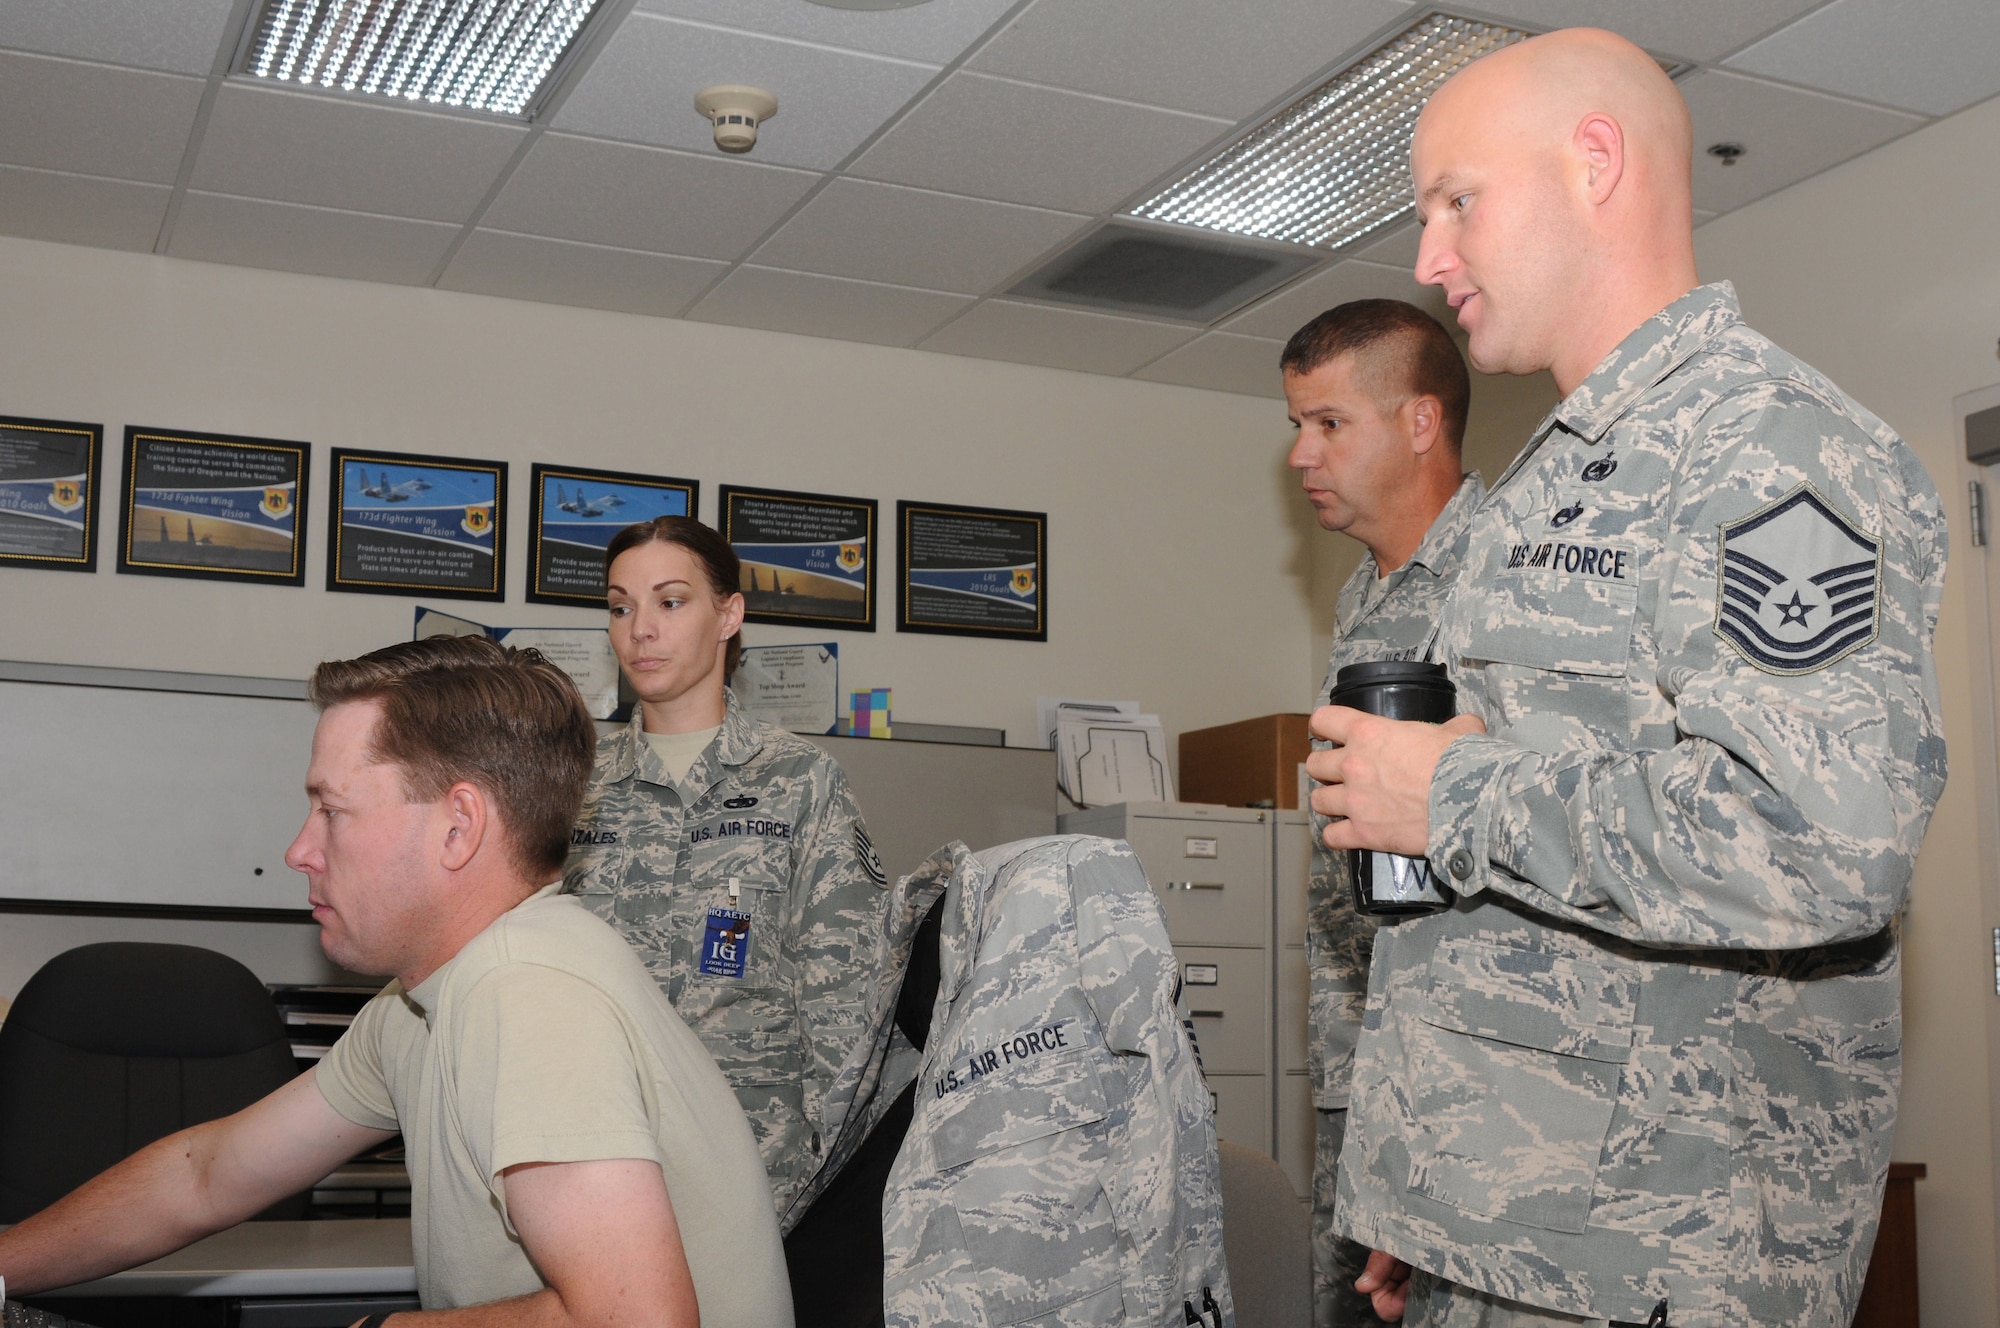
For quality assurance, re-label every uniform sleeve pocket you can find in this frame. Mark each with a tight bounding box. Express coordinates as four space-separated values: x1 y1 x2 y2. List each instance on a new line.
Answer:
1405 936 1638 1233
933 1052 1108 1171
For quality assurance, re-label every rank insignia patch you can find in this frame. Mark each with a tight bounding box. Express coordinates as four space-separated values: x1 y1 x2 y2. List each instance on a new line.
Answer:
1715 484 1880 675
855 824 887 887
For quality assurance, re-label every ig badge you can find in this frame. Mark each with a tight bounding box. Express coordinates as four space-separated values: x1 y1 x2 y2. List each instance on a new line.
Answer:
1715 484 1880 675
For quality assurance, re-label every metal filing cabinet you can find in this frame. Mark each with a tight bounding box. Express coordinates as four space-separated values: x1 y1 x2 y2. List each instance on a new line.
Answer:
1276 811 1315 1202
1059 802 1273 1155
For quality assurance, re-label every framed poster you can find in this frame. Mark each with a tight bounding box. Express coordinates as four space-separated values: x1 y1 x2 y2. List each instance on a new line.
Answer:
0 415 103 572
527 464 697 607
118 427 309 586
896 500 1046 641
719 485 877 632
328 448 505 602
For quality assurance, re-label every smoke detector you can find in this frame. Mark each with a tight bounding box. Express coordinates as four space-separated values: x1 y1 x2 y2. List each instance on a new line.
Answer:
695 85 778 154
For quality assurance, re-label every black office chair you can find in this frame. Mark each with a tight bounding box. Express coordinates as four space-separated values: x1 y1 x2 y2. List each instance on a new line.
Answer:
0 942 308 1223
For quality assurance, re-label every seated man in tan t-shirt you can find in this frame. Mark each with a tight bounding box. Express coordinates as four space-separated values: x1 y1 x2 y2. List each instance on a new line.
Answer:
0 636 792 1328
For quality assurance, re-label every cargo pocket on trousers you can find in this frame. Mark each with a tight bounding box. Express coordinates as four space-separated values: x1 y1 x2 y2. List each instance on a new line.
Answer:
935 1053 1124 1326
1405 935 1638 1234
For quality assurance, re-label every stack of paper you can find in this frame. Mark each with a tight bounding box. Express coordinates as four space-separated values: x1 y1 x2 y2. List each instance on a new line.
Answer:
1039 698 1174 807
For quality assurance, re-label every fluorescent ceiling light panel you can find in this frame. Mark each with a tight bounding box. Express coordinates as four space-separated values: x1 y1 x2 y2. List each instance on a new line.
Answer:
1132 13 1529 251
241 0 606 116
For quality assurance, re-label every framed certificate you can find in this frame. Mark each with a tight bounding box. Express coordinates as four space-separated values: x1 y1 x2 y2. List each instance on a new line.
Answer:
719 485 877 632
527 464 698 607
118 428 309 586
328 448 505 601
0 415 103 572
896 500 1046 641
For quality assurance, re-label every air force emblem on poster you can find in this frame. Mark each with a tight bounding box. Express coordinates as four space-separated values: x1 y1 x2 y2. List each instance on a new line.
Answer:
838 543 864 571
1715 484 1880 675
1010 566 1036 597
48 478 84 513
462 505 493 537
260 486 292 519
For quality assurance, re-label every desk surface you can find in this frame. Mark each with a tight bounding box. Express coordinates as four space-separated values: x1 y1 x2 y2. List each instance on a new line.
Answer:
37 1219 415 1299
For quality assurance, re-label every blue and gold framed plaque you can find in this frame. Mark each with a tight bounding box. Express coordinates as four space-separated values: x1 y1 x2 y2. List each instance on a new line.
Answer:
117 427 309 586
896 499 1045 641
720 485 876 632
527 464 697 607
328 448 505 602
0 415 103 572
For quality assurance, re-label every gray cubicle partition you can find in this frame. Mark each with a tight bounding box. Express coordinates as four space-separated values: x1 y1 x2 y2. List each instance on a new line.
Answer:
802 734 1057 884
0 660 1055 918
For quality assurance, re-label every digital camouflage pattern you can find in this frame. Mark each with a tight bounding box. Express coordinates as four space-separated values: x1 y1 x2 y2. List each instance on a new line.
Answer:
563 688 890 1220
878 836 1232 1328
1308 472 1484 1110
1309 473 1482 1328
1312 1107 1378 1328
1401 1269 1645 1328
1336 283 1948 1327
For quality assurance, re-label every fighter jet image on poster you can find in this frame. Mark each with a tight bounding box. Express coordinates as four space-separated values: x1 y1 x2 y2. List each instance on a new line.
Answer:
328 448 506 602
526 464 696 607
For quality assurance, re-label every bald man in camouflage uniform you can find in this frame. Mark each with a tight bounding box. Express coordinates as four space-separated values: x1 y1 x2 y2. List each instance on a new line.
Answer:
565 687 889 1221
1282 299 1482 1327
1311 29 1947 1328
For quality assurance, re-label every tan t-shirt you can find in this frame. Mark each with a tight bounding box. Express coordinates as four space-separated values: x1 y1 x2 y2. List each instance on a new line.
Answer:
316 883 793 1325
643 725 722 783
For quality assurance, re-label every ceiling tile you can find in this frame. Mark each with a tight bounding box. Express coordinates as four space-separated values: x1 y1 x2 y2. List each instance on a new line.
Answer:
0 51 203 183
1726 0 2000 117
1220 259 1449 340
0 164 170 252
482 134 819 261
167 193 460 285
1679 69 1924 214
1353 219 1421 269
849 72 1230 213
1444 0 1827 63
971 0 1411 119
687 266 971 348
553 14 938 172
918 299 1197 376
0 0 236 76
633 0 1019 64
191 85 526 224
751 180 1088 294
440 230 726 320
1132 332 1287 397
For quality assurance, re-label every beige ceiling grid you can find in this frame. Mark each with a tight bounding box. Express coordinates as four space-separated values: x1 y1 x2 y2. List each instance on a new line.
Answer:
0 0 1993 398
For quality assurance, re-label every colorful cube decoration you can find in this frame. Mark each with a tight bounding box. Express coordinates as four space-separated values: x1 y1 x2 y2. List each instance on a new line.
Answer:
850 688 892 739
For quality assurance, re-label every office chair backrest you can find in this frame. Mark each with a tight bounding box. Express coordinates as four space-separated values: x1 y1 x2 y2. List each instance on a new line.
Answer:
1218 1140 1311 1328
0 942 307 1222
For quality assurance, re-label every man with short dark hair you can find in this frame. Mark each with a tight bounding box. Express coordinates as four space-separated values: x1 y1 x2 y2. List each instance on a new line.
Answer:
0 636 792 1328
1282 299 1480 1328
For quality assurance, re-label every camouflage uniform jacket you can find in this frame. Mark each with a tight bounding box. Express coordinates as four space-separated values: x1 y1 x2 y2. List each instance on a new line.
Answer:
850 836 1232 1328
563 688 890 1220
1307 473 1483 1111
1335 283 1947 1327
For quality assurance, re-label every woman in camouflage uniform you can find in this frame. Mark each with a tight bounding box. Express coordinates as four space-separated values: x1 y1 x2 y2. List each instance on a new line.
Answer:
564 516 891 1223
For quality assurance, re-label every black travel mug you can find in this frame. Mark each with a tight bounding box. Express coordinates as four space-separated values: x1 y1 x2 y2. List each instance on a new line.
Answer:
1326 661 1458 918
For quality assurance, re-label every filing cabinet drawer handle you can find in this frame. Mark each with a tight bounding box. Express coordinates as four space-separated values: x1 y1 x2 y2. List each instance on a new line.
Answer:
1169 881 1227 891
1191 1009 1226 1020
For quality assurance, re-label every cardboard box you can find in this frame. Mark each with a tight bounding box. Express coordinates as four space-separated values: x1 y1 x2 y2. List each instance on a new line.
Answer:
1178 713 1312 809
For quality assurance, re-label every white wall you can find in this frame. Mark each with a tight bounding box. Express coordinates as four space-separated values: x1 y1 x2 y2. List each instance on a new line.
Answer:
1694 93 2000 1328
0 235 1311 753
